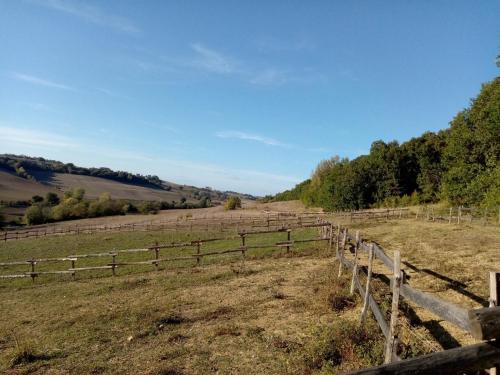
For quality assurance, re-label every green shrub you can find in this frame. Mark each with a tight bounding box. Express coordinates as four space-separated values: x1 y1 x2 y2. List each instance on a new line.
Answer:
139 201 161 214
24 205 50 225
224 196 241 210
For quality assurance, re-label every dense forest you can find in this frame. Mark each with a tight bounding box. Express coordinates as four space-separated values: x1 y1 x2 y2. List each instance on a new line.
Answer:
269 77 499 210
0 154 165 189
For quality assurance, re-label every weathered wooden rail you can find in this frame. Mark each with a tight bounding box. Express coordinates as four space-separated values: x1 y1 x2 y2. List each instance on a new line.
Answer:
0 222 332 282
0 213 325 242
0 208 411 242
332 225 500 374
415 205 500 225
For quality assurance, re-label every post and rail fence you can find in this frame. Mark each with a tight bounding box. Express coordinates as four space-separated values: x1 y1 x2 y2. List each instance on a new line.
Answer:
332 224 500 374
0 213 498 373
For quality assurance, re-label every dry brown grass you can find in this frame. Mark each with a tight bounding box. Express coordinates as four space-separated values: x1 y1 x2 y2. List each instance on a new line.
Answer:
348 219 500 347
1 253 348 374
1 207 498 374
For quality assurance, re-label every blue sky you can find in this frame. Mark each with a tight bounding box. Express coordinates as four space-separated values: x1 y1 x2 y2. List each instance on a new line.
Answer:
0 1 498 195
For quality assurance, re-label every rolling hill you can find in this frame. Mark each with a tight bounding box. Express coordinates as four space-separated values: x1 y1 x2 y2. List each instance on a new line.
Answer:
0 154 256 222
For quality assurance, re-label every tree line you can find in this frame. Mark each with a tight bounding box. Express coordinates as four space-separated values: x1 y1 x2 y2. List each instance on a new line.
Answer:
22 189 212 225
0 154 166 189
268 77 499 210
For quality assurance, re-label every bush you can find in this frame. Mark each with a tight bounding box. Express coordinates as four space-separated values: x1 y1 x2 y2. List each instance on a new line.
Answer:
45 192 60 206
24 205 50 225
224 196 241 210
31 195 43 203
139 201 161 214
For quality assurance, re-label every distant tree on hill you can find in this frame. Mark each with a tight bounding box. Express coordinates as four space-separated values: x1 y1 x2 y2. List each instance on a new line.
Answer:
224 196 242 210
45 192 60 206
32 195 44 203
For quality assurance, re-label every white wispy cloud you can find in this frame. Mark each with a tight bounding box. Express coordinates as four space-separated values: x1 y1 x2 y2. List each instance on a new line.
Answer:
0 122 299 194
190 43 239 74
31 0 141 35
11 72 75 91
215 130 330 154
0 126 78 149
215 131 291 147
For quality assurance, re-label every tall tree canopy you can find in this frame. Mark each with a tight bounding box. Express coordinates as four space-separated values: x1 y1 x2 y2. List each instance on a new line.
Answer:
273 77 500 209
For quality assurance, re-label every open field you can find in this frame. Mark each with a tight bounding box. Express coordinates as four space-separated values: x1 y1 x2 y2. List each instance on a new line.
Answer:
0 211 498 374
0 168 208 203
0 169 55 202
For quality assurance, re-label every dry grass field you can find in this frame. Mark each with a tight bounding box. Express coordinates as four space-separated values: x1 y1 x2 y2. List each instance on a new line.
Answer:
0 206 498 374
0 170 55 202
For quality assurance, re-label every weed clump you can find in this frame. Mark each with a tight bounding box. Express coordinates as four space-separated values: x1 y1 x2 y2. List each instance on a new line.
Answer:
9 340 52 367
292 319 384 373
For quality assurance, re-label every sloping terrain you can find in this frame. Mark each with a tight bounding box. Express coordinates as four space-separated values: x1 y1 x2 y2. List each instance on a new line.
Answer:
0 154 255 206
30 171 198 202
0 169 57 202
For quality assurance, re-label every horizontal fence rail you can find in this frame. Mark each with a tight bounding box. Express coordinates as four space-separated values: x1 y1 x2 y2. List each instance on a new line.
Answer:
0 221 333 282
415 205 500 226
0 208 412 242
333 224 500 374
0 214 325 242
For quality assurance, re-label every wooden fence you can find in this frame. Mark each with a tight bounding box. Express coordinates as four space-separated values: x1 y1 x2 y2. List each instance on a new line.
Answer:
0 213 323 242
330 208 410 223
331 225 500 374
0 208 411 242
0 221 333 282
415 205 500 225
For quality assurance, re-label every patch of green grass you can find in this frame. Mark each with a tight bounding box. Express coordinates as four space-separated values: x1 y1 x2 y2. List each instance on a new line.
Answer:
0 226 325 286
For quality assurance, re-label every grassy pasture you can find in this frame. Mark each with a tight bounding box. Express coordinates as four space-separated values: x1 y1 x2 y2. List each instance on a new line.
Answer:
0 217 498 374
0 226 322 286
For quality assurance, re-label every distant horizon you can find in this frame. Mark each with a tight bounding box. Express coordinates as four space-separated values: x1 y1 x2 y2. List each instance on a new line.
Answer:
1 1 498 195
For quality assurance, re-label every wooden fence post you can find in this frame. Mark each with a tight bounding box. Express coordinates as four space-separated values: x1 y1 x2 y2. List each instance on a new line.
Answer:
385 250 402 363
154 241 159 271
448 207 452 224
286 229 291 254
335 224 341 259
30 258 36 283
458 206 462 225
111 252 116 276
350 231 360 295
489 271 499 375
360 244 374 323
71 258 76 280
338 228 348 277
196 241 201 266
328 223 334 255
